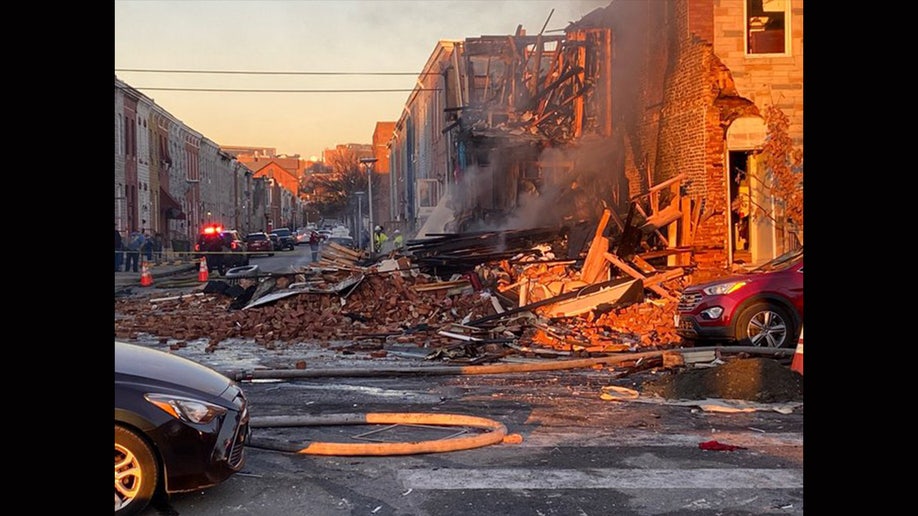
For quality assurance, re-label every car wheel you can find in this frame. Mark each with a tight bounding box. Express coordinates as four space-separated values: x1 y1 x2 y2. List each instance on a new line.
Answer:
268 253 275 257
115 424 160 516
733 301 795 348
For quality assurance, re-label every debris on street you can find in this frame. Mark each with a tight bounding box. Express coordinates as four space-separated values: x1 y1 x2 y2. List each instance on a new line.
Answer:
118 217 694 364
115 216 801 404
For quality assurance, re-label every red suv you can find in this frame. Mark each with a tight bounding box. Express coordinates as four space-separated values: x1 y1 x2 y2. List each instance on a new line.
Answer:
675 247 803 348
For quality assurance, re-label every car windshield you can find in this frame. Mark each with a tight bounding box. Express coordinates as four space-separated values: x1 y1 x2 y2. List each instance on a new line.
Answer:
273 229 291 235
247 234 267 241
752 247 803 273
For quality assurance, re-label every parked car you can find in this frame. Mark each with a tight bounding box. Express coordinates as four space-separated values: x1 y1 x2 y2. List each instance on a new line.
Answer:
326 235 356 249
194 225 249 275
270 228 296 251
115 341 250 515
295 227 312 245
244 231 275 257
268 232 281 250
675 246 803 348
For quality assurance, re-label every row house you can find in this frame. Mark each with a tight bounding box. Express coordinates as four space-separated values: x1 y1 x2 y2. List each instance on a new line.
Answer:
388 0 803 276
115 76 281 254
246 160 303 231
372 121 396 232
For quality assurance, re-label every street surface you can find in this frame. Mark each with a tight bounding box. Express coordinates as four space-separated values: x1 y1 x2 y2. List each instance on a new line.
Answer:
130 353 802 515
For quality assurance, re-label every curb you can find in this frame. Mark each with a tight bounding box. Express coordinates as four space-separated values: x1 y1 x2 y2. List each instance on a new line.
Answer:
115 264 198 288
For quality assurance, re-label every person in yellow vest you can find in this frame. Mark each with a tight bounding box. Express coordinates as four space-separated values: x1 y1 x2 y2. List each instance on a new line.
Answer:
373 225 388 253
392 229 404 249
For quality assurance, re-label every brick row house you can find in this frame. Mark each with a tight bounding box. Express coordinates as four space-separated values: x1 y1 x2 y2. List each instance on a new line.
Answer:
115 78 308 254
221 147 313 232
387 0 803 277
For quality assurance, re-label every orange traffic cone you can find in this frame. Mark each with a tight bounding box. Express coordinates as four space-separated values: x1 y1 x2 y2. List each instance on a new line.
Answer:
790 325 803 375
140 261 153 287
198 256 209 282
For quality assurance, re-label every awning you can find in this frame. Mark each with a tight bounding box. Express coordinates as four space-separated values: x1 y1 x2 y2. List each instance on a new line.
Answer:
160 188 186 219
167 208 187 220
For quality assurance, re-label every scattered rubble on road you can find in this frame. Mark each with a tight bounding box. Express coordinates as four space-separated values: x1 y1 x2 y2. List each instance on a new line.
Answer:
119 219 704 363
115 219 802 404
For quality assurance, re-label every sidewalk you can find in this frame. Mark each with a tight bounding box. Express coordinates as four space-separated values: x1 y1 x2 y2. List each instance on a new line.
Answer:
115 260 199 289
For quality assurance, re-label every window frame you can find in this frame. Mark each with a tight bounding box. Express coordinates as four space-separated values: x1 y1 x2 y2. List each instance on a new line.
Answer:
417 178 440 209
744 0 791 57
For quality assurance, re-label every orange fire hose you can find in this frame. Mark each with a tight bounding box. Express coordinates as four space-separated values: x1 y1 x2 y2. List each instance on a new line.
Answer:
247 412 511 456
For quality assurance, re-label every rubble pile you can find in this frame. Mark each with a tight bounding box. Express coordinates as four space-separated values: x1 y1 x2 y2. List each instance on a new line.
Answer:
115 270 498 351
115 250 686 362
115 217 708 363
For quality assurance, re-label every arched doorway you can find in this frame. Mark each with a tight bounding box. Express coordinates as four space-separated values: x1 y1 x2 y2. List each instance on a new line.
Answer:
726 116 775 266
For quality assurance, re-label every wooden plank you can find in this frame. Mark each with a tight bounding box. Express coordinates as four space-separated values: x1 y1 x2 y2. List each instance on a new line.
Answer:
629 173 686 202
640 203 682 232
630 255 656 275
580 208 613 284
642 267 684 287
603 252 678 301
632 203 669 245
327 242 362 258
637 247 693 260
690 199 703 245
413 280 470 292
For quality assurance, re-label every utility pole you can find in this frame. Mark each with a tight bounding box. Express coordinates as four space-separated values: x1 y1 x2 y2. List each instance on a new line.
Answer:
360 157 379 250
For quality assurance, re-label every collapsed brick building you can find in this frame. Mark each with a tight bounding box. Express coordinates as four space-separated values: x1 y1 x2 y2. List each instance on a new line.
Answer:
387 0 803 281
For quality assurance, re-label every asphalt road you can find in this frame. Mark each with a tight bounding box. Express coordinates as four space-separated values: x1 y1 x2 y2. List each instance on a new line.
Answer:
130 337 803 516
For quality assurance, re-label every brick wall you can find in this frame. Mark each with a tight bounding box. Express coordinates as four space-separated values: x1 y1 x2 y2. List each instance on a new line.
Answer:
609 0 734 276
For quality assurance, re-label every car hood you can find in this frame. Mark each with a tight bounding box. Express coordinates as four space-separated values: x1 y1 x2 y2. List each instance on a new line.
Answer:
683 262 803 293
115 341 233 398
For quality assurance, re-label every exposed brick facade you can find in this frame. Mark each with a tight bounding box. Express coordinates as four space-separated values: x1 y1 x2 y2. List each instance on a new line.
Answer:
605 0 802 278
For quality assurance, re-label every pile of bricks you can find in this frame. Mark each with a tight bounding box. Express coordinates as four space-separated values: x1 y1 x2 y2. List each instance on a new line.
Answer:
114 258 686 359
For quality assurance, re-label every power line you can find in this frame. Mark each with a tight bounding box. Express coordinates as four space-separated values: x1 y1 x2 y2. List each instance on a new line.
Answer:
123 86 441 93
116 68 441 76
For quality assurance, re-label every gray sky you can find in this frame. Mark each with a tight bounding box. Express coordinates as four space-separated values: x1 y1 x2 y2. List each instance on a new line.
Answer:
115 0 610 160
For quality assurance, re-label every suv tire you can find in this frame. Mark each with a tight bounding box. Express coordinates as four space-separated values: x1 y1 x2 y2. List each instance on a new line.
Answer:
733 301 795 348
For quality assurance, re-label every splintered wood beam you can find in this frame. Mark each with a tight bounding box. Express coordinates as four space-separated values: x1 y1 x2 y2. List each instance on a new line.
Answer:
630 255 656 275
603 252 678 301
633 203 670 243
642 267 685 287
580 208 613 284
629 173 687 202
640 204 682 232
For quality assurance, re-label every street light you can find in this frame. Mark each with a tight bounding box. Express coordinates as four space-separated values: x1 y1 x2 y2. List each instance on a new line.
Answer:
359 157 378 249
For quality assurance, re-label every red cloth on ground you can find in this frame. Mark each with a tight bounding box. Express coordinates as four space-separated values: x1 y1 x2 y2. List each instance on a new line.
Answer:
699 440 747 451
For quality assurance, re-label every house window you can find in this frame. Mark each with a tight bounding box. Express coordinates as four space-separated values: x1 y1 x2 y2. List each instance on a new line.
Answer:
746 0 789 56
418 179 440 208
